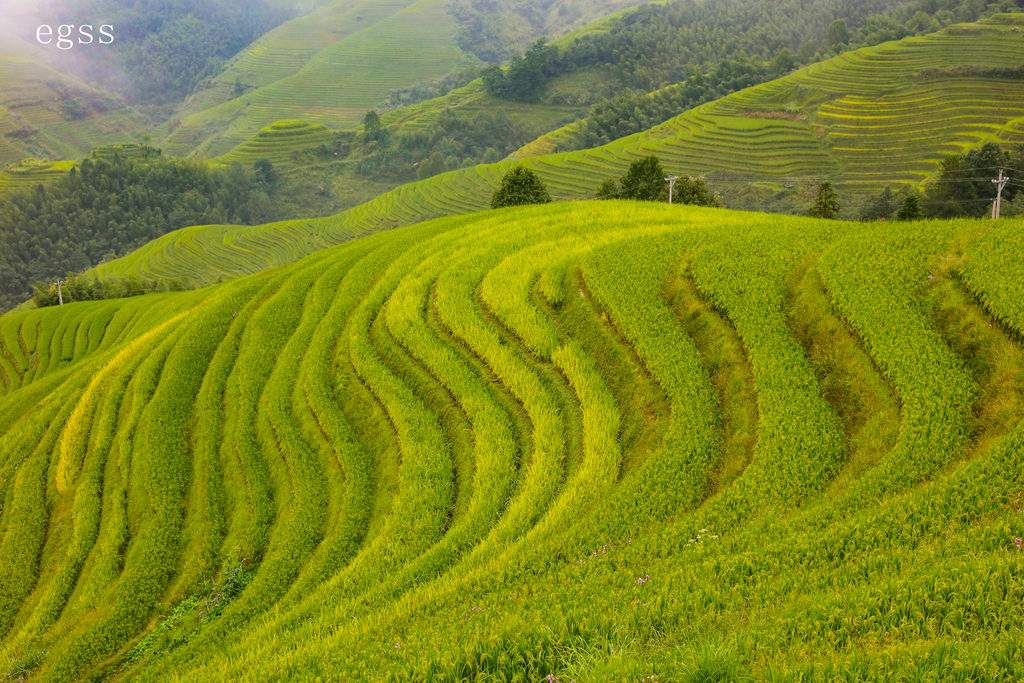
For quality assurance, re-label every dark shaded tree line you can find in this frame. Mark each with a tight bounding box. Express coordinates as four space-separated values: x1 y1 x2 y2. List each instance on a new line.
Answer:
31 273 188 308
859 143 1024 220
490 155 719 209
333 108 530 182
0 149 286 311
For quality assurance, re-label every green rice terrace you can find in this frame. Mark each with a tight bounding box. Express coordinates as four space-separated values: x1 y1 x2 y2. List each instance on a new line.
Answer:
1 200 1023 680
0 160 75 192
216 120 335 166
0 47 145 168
160 0 469 157
90 13 1024 289
160 0 649 160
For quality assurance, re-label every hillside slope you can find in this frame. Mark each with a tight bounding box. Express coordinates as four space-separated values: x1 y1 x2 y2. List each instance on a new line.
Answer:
93 14 1024 289
160 0 655 159
0 36 146 167
1 203 1022 680
159 0 470 158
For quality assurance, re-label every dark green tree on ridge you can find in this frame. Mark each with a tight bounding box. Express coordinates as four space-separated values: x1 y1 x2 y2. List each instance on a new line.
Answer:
619 156 667 202
491 166 552 208
596 177 619 199
810 181 840 219
896 193 923 221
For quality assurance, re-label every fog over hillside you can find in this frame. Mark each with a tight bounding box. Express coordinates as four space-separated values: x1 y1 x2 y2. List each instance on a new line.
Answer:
0 0 295 107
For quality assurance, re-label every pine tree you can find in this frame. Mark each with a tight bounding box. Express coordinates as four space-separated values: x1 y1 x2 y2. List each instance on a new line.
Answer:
895 193 923 221
809 181 840 219
491 166 552 209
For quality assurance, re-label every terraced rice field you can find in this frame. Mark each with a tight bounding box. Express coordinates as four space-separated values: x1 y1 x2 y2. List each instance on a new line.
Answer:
0 160 74 192
161 0 470 158
0 42 144 167
216 120 335 166
94 14 1024 289
2 202 1023 680
519 14 1024 181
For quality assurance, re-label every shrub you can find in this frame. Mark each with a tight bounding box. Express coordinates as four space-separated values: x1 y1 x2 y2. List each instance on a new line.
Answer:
491 166 552 208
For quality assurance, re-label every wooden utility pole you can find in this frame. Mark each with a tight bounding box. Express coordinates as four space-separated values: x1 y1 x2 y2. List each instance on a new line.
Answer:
665 175 679 204
52 280 64 305
992 168 1009 219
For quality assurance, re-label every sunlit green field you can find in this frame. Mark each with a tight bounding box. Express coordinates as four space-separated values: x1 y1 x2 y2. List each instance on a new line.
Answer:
90 14 1024 290
1 201 1022 681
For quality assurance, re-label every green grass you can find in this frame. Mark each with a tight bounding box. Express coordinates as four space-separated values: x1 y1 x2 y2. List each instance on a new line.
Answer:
88 14 1024 291
1 200 1023 680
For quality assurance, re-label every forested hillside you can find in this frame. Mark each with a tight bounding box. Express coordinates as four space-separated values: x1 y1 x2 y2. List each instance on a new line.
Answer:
32 0 292 107
0 150 287 311
157 0 654 160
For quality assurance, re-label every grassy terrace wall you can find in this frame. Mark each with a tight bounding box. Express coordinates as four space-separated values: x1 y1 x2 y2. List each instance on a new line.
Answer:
92 14 1024 289
1 202 1023 680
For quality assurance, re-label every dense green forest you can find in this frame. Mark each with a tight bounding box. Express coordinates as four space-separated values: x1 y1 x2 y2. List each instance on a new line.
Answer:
42 0 291 107
349 109 530 181
486 0 1024 148
0 150 286 311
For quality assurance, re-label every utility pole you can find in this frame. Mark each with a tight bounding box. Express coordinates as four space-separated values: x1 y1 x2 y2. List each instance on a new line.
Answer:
665 175 679 204
992 168 1009 219
52 280 64 305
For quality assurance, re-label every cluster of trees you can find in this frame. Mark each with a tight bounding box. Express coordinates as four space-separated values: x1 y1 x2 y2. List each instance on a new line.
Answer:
48 0 290 106
858 143 1024 220
481 39 559 102
349 109 530 181
858 187 923 221
31 274 187 308
491 167 552 208
0 150 286 311
597 156 719 205
490 155 719 209
813 180 923 220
